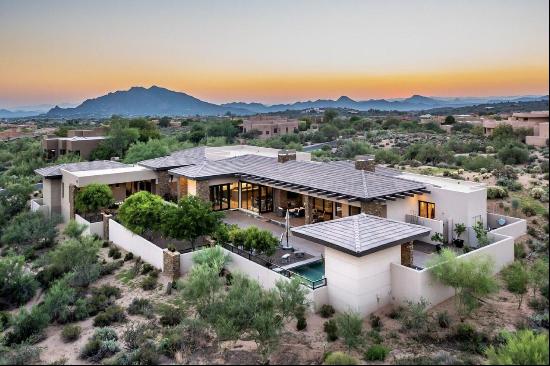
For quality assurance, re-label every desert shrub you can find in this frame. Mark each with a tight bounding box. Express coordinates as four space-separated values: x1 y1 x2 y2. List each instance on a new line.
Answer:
42 278 76 323
0 343 42 365
296 316 307 331
437 311 451 328
122 322 157 350
141 263 155 275
93 305 126 327
530 187 547 200
319 304 335 318
323 319 338 342
75 183 114 215
0 254 39 306
369 314 382 330
486 330 548 365
108 246 121 259
5 306 50 345
61 324 81 343
123 252 133 261
335 311 363 350
501 261 530 309
100 260 123 276
111 341 159 365
140 274 158 291
522 204 537 217
367 329 383 344
364 344 389 361
387 306 403 319
452 323 489 353
63 220 87 239
454 323 476 342
127 298 155 318
159 319 212 358
324 351 358 365
80 327 119 362
514 242 526 259
400 298 430 330
157 303 184 327
487 186 508 199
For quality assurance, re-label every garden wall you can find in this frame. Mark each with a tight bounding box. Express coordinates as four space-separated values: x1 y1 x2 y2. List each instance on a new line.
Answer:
109 219 164 270
390 232 514 308
487 213 527 239
75 214 104 239
179 247 327 310
30 198 49 217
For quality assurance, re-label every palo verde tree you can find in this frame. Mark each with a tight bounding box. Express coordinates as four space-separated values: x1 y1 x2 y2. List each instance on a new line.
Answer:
118 191 165 235
161 195 223 250
1 211 59 251
428 248 498 317
501 261 530 309
75 183 114 215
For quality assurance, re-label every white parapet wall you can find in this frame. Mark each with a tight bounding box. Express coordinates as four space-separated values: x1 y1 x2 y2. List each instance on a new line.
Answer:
180 247 328 310
391 232 514 307
75 214 104 239
487 213 527 239
109 219 164 270
30 198 49 217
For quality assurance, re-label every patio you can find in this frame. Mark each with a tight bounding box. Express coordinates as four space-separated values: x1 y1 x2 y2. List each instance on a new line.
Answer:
223 210 324 259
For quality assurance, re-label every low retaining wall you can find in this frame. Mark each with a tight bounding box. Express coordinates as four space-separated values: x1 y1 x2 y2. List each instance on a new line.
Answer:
391 232 514 308
109 219 164 270
30 198 49 217
487 213 527 239
75 214 104 239
405 214 445 244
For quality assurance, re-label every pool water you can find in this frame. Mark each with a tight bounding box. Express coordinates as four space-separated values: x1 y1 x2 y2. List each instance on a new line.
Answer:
293 261 325 282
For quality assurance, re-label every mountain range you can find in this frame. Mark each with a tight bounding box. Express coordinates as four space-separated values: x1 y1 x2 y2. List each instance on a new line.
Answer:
0 86 548 118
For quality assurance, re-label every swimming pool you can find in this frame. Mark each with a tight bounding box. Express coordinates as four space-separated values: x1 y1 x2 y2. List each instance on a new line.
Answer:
292 260 325 283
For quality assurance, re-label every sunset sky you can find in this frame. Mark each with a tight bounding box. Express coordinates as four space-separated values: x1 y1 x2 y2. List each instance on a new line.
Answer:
0 0 548 108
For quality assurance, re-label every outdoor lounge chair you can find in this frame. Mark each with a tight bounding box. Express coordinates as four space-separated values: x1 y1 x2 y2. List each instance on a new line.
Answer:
281 253 291 263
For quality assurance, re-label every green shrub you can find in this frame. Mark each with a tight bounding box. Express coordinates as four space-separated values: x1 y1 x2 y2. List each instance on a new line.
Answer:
141 263 155 275
80 327 119 362
61 324 81 343
141 274 158 291
319 304 335 318
324 352 358 365
486 330 548 365
487 186 508 199
400 298 430 330
514 242 526 259
367 329 383 344
437 311 451 328
522 204 537 217
108 247 122 259
157 303 184 327
454 323 476 342
5 306 50 345
296 316 307 331
100 260 123 276
323 319 338 341
123 252 134 261
127 298 155 318
0 343 42 365
93 305 126 327
369 314 382 330
364 344 389 361
0 254 39 307
335 311 363 350
63 220 87 239
159 319 211 358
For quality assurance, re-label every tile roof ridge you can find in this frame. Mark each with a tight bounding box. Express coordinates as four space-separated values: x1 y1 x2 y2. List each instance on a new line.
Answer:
353 215 361 253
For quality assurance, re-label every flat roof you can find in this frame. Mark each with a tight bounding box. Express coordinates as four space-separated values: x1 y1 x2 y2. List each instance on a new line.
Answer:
35 160 128 178
62 165 158 187
44 136 106 141
397 171 486 193
291 214 430 257
169 154 427 201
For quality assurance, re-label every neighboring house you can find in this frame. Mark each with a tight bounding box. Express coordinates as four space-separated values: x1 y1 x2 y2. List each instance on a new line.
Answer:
483 111 549 146
32 145 526 316
42 127 107 159
240 116 300 139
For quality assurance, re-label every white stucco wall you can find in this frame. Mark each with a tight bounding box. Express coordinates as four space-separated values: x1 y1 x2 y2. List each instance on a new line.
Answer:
487 213 527 239
109 219 164 270
325 245 401 316
391 232 514 307
42 178 62 217
75 214 104 239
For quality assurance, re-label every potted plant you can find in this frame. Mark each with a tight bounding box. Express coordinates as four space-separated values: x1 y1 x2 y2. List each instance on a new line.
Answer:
453 223 466 248
430 232 445 252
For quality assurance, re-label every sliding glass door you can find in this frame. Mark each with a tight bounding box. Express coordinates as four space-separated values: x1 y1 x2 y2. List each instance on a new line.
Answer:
240 182 273 213
210 184 231 211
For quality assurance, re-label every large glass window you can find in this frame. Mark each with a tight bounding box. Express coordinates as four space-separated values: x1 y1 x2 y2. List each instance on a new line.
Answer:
210 184 231 211
240 182 273 213
312 197 333 222
349 206 361 216
418 200 435 219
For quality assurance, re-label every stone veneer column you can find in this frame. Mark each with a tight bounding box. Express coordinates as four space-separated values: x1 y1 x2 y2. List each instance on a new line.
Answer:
355 155 376 172
68 184 77 220
102 213 112 241
195 180 210 202
163 249 181 280
156 171 171 198
304 195 314 225
273 189 287 209
401 241 414 267
360 201 387 218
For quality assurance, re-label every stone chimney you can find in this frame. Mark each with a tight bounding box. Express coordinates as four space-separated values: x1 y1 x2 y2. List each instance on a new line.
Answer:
355 155 376 172
278 149 297 163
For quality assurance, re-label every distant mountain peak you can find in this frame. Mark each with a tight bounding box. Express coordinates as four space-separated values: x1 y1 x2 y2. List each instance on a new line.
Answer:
337 96 355 102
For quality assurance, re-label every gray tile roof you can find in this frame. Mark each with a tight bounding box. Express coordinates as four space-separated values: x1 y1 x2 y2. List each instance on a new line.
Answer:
34 160 129 178
291 213 431 256
137 147 207 170
169 154 426 200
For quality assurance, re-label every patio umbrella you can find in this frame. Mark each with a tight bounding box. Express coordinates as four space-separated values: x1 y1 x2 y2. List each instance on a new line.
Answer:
283 209 292 249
